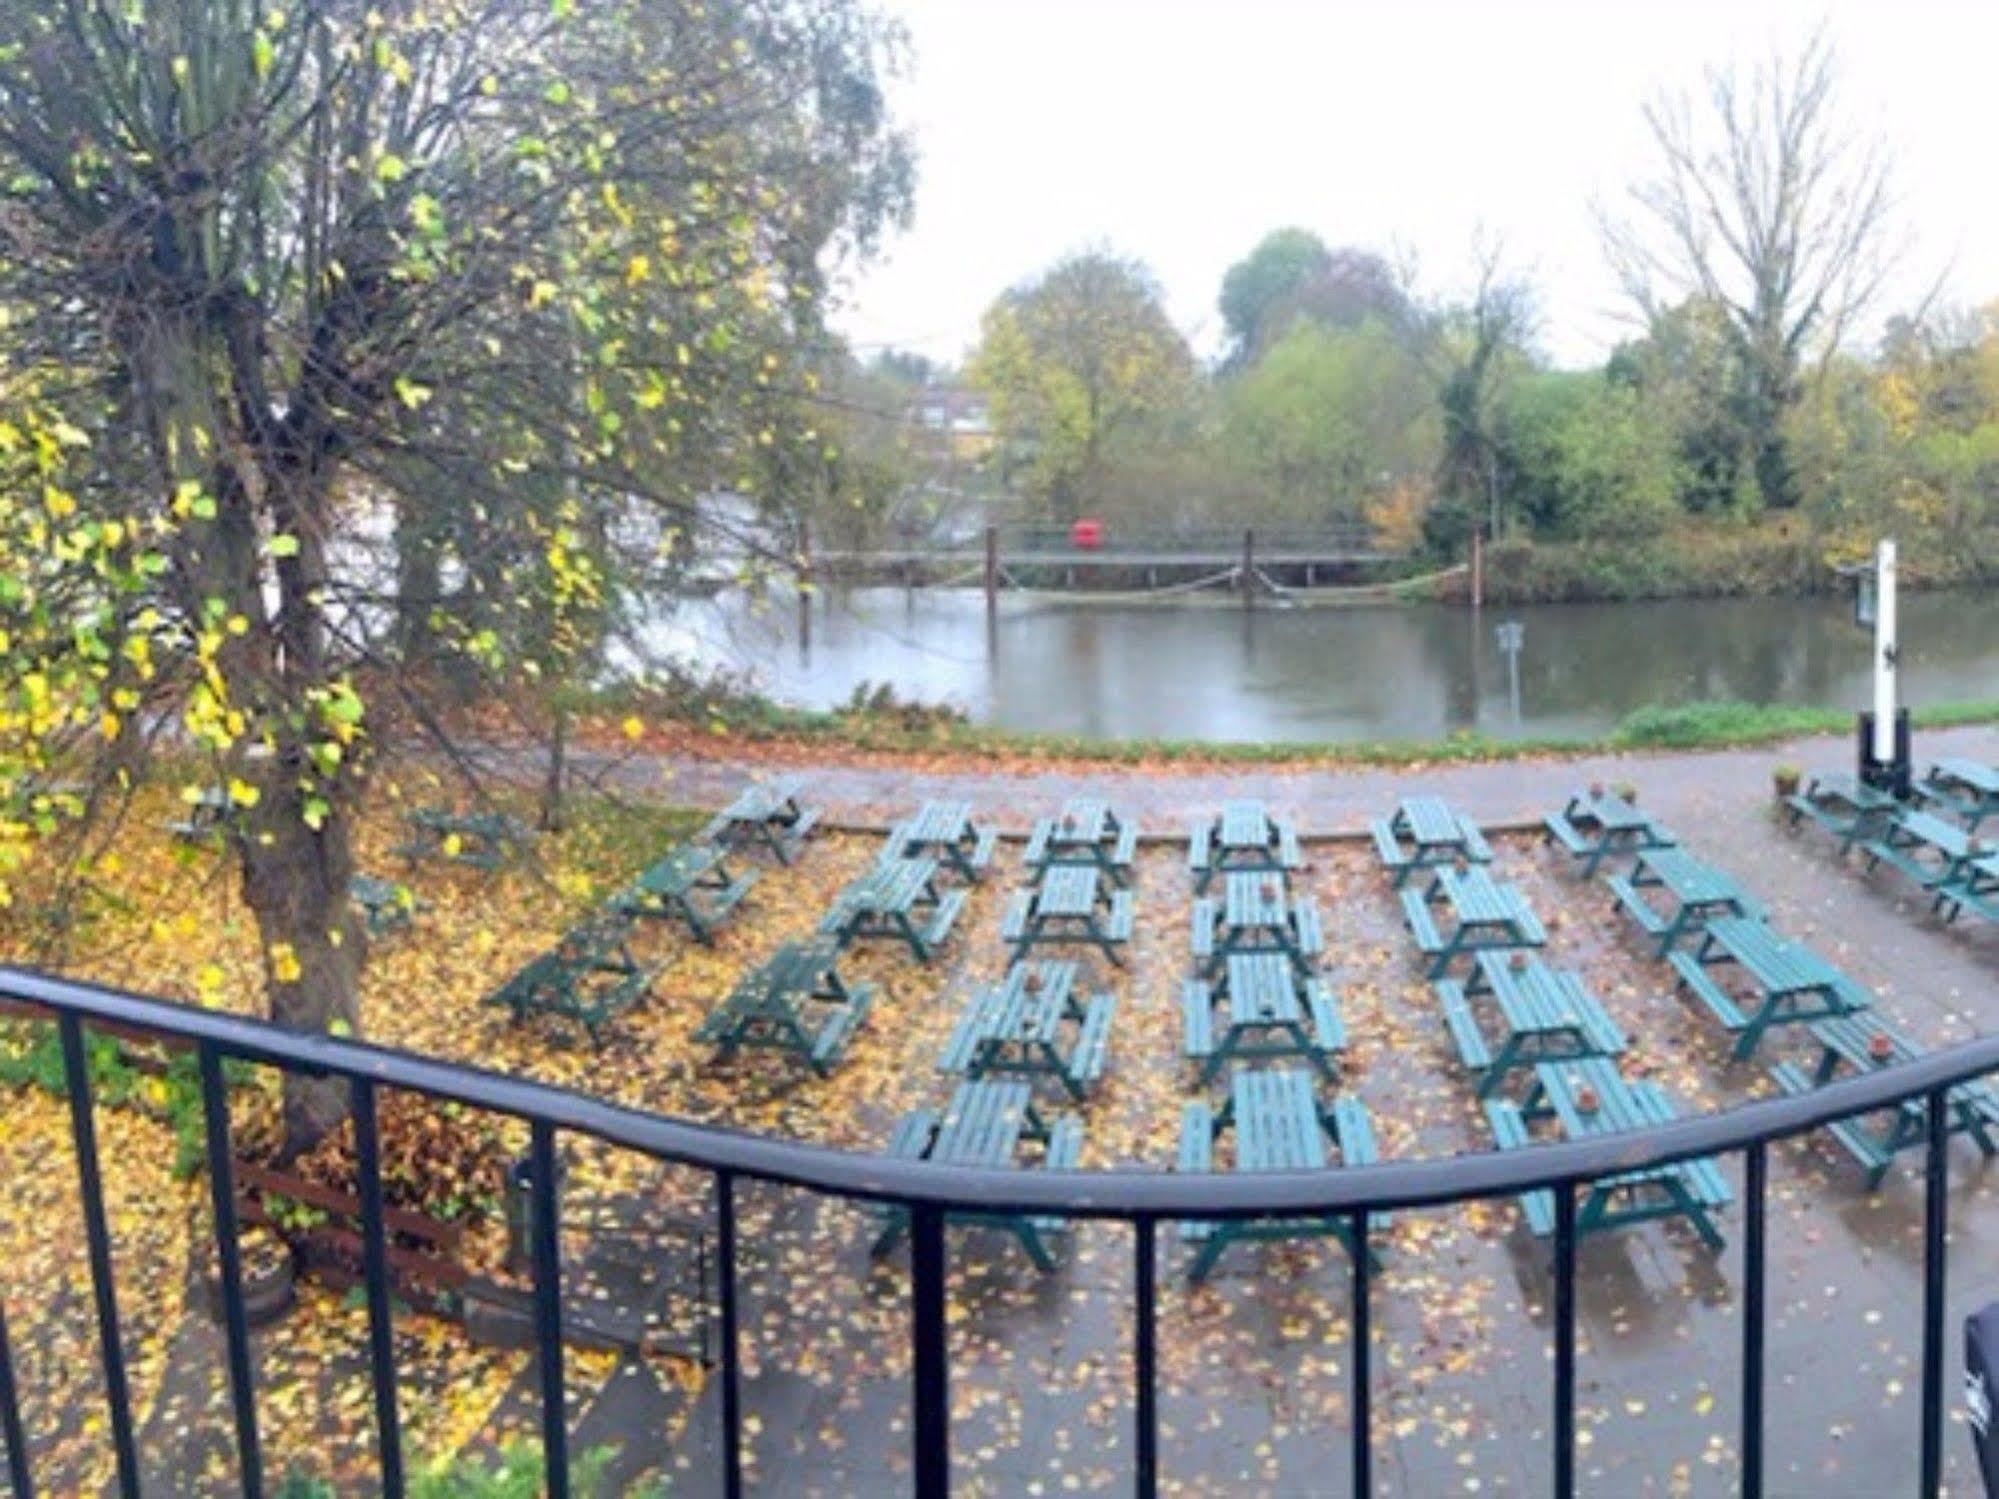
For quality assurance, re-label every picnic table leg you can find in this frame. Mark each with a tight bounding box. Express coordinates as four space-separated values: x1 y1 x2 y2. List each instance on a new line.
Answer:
1012 1219 1060 1272
870 1206 909 1259
1476 1036 1524 1100
1668 1178 1727 1252
1187 1228 1231 1283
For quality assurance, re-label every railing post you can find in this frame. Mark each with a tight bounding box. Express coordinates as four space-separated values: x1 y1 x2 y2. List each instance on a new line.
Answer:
910 1204 949 1496
0 1294 31 1498
983 524 999 624
1553 1182 1577 1499
351 1077 405 1497
1920 1090 1948 1498
1741 1142 1766 1499
1350 1209 1372 1496
716 1172 745 1499
58 1012 140 1498
198 1043 263 1495
1134 1219 1158 1499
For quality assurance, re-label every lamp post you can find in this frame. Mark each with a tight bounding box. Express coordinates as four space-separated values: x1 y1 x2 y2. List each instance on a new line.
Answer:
1855 539 1909 796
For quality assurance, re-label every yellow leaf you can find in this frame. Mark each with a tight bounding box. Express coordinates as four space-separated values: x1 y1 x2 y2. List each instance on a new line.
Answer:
268 943 302 983
621 715 644 741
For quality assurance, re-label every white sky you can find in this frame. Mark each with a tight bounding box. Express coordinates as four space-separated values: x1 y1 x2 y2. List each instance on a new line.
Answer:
832 0 1999 369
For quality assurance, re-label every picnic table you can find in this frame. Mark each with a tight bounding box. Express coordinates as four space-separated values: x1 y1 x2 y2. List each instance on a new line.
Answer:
819 856 965 961
1400 865 1546 979
695 937 874 1076
485 915 652 1042
1190 871 1324 979
1857 807 1978 892
1543 787 1675 877
350 874 419 938
1484 1058 1729 1250
1766 1013 1999 1187
873 1079 1083 1271
611 842 756 941
939 960 1115 1100
1024 798 1141 887
1188 799 1303 893
701 776 820 864
1180 953 1344 1084
1608 846 1761 954
1916 757 1999 832
1934 849 1999 925
1432 953 1626 1098
1176 1067 1382 1281
1371 796 1492 888
885 799 998 883
167 785 233 842
1000 865 1134 966
392 807 529 871
1784 770 1901 849
1670 916 1870 1059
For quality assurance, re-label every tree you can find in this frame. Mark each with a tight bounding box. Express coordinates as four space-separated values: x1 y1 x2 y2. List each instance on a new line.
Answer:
1219 229 1409 364
1428 249 1535 545
1502 372 1682 539
968 251 1193 524
0 0 910 1149
1599 31 1896 510
1220 321 1438 523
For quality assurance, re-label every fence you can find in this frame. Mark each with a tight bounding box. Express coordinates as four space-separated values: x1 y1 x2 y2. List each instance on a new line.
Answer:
0 961 1990 1497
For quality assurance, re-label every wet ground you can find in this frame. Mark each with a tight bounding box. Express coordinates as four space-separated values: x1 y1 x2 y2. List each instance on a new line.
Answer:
616 723 1999 1495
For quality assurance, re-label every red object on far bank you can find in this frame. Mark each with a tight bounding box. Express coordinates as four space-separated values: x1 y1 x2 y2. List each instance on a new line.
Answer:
1070 517 1103 549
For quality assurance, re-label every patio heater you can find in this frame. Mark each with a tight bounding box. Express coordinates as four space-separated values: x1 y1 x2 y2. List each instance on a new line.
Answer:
1849 539 1910 798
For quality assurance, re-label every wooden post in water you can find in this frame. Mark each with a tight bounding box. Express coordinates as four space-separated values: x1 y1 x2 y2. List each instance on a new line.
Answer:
983 524 999 624
1469 524 1484 610
1241 527 1256 610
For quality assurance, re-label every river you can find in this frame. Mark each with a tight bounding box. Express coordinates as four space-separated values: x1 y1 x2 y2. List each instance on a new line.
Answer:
653 586 1999 744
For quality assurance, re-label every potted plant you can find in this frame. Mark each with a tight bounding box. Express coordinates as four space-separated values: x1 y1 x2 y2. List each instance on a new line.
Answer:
1613 781 1639 805
1772 764 1802 800
1573 1081 1600 1116
1867 1030 1896 1065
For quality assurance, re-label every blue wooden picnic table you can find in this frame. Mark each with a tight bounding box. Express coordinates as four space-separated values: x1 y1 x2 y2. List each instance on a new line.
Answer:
1024 798 1141 887
1188 799 1302 893
612 842 756 941
1764 1013 1999 1187
819 856 965 960
1180 952 1345 1084
393 807 531 871
1485 1058 1730 1250
167 785 235 842
1916 757 1999 832
1784 770 1900 849
1543 788 1675 877
485 915 652 1043
939 960 1116 1100
1858 807 1979 892
873 1079 1083 1271
1175 1067 1382 1280
1671 916 1870 1058
886 799 998 883
1190 871 1324 979
1608 846 1760 954
695 937 874 1076
702 776 820 864
1433 953 1626 1098
1371 796 1492 888
1001 865 1134 966
1400 865 1545 979
350 874 420 938
1935 849 1999 924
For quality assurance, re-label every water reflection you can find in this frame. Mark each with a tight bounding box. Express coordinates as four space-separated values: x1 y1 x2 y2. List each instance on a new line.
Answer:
650 587 1999 744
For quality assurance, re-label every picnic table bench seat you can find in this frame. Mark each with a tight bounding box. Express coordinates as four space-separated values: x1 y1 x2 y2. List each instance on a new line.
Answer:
1667 950 1748 1032
820 857 966 960
1934 854 1999 924
1068 994 1116 1087
1542 811 1591 859
697 939 874 1075
1605 874 1672 940
393 807 530 870
1857 809 1969 889
612 844 757 941
486 929 653 1043
702 779 820 863
1187 822 1212 874
1399 887 1446 956
1292 899 1324 957
1765 1060 1895 1181
1433 979 1494 1071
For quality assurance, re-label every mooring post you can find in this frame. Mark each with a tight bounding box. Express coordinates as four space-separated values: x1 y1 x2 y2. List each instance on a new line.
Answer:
984 523 999 624
1242 527 1256 610
1470 524 1484 610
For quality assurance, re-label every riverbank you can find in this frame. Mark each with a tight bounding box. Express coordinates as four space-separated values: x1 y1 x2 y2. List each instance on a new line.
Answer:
592 689 1999 772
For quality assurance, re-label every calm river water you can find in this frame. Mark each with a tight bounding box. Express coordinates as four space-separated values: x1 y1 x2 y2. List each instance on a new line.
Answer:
655 586 1999 744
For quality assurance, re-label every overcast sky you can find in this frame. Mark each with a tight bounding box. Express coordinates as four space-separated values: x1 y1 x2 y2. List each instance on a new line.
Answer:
831 0 1999 370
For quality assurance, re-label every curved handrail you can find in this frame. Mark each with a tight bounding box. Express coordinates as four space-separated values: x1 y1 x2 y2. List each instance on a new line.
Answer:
6 963 1996 1220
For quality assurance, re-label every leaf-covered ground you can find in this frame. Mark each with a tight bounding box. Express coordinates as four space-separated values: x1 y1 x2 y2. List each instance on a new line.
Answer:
1 756 1995 1494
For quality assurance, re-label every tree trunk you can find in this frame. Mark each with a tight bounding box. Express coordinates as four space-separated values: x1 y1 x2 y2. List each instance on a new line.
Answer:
237 773 366 1157
540 704 569 833
393 490 443 667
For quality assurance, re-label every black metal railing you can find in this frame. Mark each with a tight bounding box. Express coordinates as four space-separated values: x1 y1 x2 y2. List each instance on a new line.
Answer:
2 961 1993 1497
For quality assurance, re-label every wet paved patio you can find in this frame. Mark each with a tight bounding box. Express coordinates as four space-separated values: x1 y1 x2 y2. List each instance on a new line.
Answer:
604 725 1999 1495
